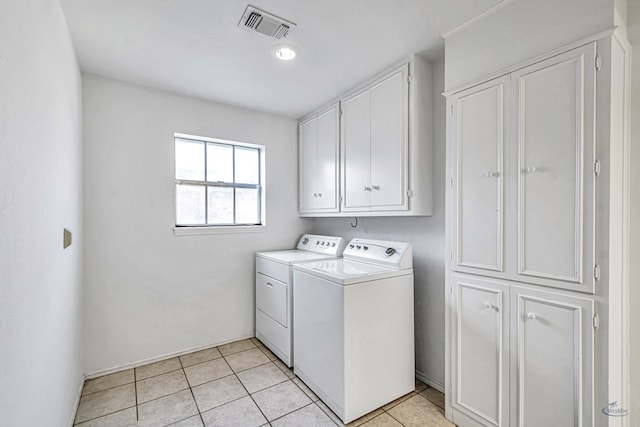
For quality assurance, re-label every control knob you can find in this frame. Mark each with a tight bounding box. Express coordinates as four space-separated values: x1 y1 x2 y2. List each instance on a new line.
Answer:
385 247 396 256
302 237 309 245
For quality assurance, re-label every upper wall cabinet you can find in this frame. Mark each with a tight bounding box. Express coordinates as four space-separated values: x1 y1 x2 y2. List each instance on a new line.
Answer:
449 43 596 294
342 65 407 212
298 55 434 217
299 103 340 214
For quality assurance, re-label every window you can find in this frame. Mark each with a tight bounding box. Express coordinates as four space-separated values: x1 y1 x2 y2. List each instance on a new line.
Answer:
174 133 264 227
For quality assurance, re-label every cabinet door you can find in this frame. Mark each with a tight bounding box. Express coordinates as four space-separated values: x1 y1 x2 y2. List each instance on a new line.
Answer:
511 286 593 427
299 104 340 214
451 275 509 427
315 105 339 211
451 77 508 274
299 116 319 212
512 43 596 292
342 90 372 210
370 65 408 210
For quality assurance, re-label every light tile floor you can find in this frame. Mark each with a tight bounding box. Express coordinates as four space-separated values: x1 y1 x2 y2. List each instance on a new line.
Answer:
75 338 454 427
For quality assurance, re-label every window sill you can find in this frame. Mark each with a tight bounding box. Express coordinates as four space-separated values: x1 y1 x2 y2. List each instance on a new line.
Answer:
173 225 266 236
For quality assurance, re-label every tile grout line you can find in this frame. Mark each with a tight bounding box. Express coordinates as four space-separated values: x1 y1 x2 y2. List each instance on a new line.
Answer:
415 391 446 411
187 349 269 415
384 408 408 427
419 388 446 410
224 345 310 426
314 401 343 427
372 410 402 427
247 354 325 424
217 341 258 358
230 359 273 374
74 380 141 425
250 380 318 425
73 404 138 426
228 358 272 425
254 349 341 426
136 365 183 382
290 377 318 403
178 355 207 427
134 367 139 421
80 378 136 397
268 401 323 425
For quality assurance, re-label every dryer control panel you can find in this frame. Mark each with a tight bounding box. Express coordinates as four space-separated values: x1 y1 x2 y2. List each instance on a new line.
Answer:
296 234 347 256
343 238 413 270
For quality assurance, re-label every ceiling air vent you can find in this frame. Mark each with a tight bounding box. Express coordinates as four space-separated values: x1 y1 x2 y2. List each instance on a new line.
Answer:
238 5 296 40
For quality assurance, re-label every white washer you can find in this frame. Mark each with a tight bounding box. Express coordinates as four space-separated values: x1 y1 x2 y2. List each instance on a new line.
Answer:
255 234 346 367
292 238 415 424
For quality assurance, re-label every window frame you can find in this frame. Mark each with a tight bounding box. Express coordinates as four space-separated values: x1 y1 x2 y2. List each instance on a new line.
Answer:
173 132 266 235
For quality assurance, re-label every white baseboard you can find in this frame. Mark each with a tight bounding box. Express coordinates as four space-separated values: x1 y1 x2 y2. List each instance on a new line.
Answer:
415 369 445 393
84 334 255 379
68 373 85 426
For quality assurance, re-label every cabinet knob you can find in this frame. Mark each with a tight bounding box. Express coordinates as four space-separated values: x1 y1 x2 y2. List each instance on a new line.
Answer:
484 171 499 178
313 193 318 197
524 166 537 173
363 186 372 192
527 312 537 320
371 185 380 190
484 301 493 310
318 193 322 197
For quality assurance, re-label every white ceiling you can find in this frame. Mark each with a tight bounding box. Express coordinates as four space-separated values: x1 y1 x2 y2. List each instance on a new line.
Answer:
60 0 502 118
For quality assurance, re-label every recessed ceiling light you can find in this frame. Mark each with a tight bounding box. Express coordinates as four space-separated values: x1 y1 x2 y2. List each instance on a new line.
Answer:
272 44 297 61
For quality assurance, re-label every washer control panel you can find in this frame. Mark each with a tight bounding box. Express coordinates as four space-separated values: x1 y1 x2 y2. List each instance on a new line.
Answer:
344 238 412 269
297 234 347 256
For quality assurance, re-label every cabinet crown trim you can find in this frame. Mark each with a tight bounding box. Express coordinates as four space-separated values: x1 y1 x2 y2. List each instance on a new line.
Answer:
442 27 615 96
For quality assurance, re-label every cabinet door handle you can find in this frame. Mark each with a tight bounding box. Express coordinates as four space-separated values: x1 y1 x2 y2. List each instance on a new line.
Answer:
527 312 537 320
363 186 372 191
484 171 500 178
371 185 380 190
266 282 274 288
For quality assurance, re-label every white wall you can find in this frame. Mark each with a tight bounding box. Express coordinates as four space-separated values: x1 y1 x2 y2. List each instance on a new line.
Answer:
627 2 640 424
82 75 312 374
0 1 84 426
313 58 447 389
444 0 614 90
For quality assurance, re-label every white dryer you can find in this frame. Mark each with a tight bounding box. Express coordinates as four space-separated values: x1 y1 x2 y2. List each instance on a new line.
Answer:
292 238 415 424
255 234 346 367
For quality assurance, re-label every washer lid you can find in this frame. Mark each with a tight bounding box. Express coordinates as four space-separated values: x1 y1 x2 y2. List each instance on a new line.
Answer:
293 259 413 285
256 250 340 265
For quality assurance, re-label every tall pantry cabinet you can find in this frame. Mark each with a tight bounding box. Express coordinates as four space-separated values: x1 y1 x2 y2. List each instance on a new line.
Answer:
445 32 630 427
